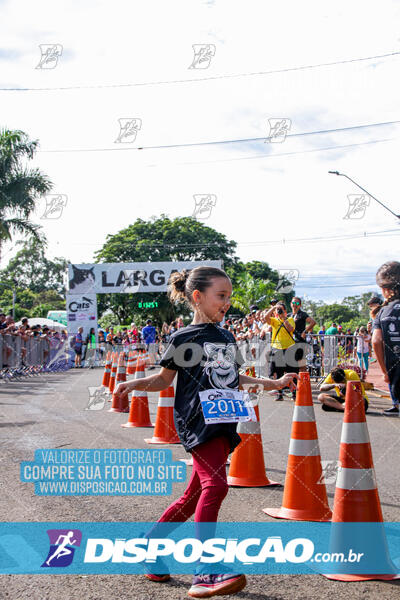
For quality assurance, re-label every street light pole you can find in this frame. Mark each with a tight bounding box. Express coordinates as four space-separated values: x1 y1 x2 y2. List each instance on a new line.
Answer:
328 171 400 220
12 289 16 320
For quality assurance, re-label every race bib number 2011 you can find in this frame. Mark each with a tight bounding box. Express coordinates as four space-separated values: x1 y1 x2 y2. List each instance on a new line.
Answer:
198 389 257 424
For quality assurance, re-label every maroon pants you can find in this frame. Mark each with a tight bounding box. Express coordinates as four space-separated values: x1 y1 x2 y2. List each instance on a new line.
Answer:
158 436 230 523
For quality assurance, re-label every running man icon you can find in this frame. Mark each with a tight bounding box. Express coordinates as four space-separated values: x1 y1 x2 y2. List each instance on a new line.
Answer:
42 529 82 568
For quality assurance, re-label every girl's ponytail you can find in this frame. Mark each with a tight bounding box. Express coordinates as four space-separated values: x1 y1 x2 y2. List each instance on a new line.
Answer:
168 269 190 304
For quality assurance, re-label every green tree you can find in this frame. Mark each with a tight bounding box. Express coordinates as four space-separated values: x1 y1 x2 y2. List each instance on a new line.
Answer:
230 272 276 314
0 129 52 261
341 292 381 321
0 239 68 294
227 260 295 307
315 303 358 325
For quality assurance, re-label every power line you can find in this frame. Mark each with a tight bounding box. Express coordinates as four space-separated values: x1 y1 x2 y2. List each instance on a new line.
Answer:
296 283 378 288
77 228 398 251
1 50 398 92
37 120 400 153
174 137 397 167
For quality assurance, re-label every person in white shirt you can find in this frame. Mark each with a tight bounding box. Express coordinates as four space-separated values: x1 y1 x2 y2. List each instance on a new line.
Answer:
356 326 371 377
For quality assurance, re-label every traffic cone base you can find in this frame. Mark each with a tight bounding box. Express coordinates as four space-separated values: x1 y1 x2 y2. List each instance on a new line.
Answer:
324 573 400 582
108 405 129 413
122 394 154 428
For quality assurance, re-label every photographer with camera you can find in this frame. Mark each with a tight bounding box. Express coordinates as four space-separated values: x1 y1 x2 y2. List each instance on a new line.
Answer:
288 297 316 373
265 301 298 401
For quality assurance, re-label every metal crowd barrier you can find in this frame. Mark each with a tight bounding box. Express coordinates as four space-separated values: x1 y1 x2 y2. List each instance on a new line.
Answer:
0 334 70 380
233 332 365 380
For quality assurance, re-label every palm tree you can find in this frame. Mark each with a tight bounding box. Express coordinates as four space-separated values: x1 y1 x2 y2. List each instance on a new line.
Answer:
230 271 276 314
0 129 52 263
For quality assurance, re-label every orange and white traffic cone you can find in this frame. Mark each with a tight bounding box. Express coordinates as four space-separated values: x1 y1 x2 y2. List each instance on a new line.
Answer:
263 372 332 521
126 350 136 375
324 380 399 581
227 397 280 487
101 351 112 388
108 353 129 413
121 355 153 428
145 386 180 444
108 352 119 395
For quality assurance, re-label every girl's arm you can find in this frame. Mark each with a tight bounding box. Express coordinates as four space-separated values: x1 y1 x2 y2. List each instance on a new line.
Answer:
239 372 298 392
114 367 177 399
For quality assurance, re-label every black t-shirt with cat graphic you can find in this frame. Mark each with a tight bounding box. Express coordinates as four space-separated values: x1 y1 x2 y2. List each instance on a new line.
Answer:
159 322 245 453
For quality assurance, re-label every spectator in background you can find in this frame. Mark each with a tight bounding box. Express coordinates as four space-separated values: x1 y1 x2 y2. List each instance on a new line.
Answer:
288 297 316 372
367 296 383 321
72 327 84 368
18 318 30 365
41 327 51 365
264 301 298 401
372 261 400 416
177 316 185 329
128 322 139 347
84 327 97 368
326 322 338 335
161 322 170 343
318 324 326 348
106 327 114 352
113 330 123 348
142 319 157 369
356 326 370 378
98 330 106 361
0 315 13 366
169 320 178 336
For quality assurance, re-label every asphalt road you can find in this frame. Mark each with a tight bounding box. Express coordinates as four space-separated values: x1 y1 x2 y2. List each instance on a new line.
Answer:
1 366 400 599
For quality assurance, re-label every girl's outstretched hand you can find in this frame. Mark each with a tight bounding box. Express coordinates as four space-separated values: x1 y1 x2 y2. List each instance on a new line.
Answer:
277 373 298 391
114 381 134 402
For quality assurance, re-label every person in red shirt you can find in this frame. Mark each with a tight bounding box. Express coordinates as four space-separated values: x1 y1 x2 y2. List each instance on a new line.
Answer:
128 322 139 347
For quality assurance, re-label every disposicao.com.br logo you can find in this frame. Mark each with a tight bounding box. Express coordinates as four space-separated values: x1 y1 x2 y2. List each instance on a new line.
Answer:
84 535 364 567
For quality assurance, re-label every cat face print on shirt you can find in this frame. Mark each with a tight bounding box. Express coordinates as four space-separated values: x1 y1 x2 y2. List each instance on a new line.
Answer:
203 342 238 389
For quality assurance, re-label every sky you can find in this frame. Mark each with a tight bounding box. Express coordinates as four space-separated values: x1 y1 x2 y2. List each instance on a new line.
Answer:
1 0 399 303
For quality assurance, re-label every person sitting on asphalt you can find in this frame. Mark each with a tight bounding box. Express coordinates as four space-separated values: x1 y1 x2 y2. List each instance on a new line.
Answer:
318 366 369 413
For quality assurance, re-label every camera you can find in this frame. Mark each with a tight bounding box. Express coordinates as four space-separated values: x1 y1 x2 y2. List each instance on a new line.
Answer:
276 307 284 315
270 299 278 306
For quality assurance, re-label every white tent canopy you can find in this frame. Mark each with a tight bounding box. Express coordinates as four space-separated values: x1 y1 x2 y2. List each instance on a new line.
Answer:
15 317 66 332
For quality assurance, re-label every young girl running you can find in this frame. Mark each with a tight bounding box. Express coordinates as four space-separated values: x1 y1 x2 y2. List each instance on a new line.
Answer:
115 266 297 598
